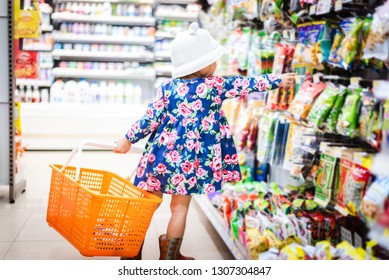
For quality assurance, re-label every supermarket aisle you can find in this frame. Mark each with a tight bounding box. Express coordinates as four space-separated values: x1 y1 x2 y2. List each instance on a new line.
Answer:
0 151 233 260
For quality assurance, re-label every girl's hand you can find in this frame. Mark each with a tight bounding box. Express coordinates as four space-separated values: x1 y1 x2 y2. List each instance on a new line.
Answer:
280 73 297 88
114 137 132 154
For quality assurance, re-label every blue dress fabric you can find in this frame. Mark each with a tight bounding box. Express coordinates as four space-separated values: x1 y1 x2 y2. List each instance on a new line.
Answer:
126 75 281 195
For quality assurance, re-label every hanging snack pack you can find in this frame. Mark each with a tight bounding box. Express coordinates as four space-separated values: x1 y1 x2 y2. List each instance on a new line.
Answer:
286 80 326 122
336 87 362 138
327 27 344 67
335 159 354 216
336 17 364 70
363 10 389 62
292 23 311 68
324 87 348 133
314 153 337 207
307 83 340 129
257 114 277 163
360 176 389 224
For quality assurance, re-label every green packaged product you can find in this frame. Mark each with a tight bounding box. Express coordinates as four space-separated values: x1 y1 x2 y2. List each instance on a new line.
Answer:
327 27 344 67
314 153 337 207
325 87 348 133
336 87 362 137
307 84 340 128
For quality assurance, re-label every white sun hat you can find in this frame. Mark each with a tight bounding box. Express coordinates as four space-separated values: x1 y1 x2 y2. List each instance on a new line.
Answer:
170 22 225 78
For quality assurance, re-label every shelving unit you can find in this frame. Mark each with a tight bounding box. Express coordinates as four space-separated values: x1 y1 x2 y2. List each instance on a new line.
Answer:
52 49 155 62
41 24 54 32
194 195 249 260
52 12 156 26
1 0 27 203
54 0 155 3
53 33 155 45
52 67 156 80
16 79 53 87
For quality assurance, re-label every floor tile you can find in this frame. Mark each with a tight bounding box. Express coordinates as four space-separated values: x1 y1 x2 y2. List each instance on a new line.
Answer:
0 242 12 259
0 209 33 241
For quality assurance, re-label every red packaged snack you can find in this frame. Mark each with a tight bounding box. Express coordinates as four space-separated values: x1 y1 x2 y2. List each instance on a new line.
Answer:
286 81 327 122
335 159 353 215
14 39 38 79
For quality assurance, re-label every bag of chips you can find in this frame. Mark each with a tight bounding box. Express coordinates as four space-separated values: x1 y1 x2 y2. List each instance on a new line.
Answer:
292 23 311 68
336 86 362 138
314 153 337 207
327 27 344 67
363 11 389 61
286 80 327 122
324 86 348 133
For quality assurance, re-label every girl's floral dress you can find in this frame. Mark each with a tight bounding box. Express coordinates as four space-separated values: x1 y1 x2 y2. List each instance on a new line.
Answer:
126 75 281 195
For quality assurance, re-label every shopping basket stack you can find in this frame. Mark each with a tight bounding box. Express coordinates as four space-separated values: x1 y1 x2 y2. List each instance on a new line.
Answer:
46 140 162 257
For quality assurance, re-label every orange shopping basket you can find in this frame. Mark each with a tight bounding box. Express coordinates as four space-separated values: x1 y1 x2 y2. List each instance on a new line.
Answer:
46 140 162 257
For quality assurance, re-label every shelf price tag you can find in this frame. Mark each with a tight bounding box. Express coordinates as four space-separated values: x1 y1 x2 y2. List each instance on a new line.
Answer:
373 80 389 100
350 77 361 87
335 0 343 11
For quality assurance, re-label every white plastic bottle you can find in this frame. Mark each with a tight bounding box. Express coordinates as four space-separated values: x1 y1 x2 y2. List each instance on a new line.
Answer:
32 86 40 103
99 81 108 103
124 82 133 104
25 86 33 102
78 79 90 103
64 80 78 103
102 2 112 16
40 89 49 103
50 79 65 103
19 86 25 102
90 82 99 103
107 80 116 103
133 84 142 104
115 81 125 104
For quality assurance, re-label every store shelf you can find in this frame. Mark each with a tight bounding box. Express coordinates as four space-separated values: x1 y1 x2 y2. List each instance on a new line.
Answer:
155 31 174 39
52 67 156 80
52 49 154 62
22 46 53 52
155 66 172 76
373 80 389 100
41 25 54 32
155 11 198 21
53 33 155 45
194 195 249 260
154 51 171 61
54 0 155 4
52 12 156 26
157 0 196 4
40 63 54 69
16 79 52 87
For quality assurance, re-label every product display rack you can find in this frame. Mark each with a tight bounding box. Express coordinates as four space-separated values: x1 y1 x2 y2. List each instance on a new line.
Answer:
194 195 249 260
1 0 27 203
53 33 155 45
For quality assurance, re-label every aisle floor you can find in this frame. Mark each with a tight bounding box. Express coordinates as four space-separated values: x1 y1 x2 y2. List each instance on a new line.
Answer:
0 151 234 260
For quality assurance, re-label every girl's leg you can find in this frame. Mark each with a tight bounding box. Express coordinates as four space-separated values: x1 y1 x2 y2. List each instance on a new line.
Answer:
166 194 192 238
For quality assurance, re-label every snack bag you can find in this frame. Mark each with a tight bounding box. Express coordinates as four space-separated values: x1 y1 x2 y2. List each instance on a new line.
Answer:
286 80 327 122
335 158 354 216
14 0 42 39
359 89 376 140
337 17 364 70
292 23 311 68
246 228 269 259
363 11 389 61
327 27 344 67
302 22 323 67
336 86 362 138
325 87 347 133
360 176 389 224
314 153 337 207
307 83 340 128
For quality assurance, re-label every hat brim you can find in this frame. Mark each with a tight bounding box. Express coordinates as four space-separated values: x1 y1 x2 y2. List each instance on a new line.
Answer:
171 45 226 79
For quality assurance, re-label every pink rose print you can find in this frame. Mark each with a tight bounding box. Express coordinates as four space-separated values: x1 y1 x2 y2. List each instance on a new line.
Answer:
220 125 232 138
159 131 169 145
231 154 239 164
201 118 211 131
222 170 230 181
147 176 161 191
195 131 200 139
140 155 148 167
137 167 145 178
150 121 159 131
167 141 175 150
213 144 221 157
193 158 200 169
148 153 156 162
153 98 164 111
192 99 203 111
242 78 250 89
157 86 163 98
176 184 187 195
166 189 174 194
214 170 221 182
137 181 147 190
195 141 201 154
181 160 193 174
256 78 269 91
195 83 207 97
214 95 222 104
177 83 189 96
187 131 196 139
169 115 177 124
204 77 215 88
188 177 197 187
171 174 185 185
240 89 249 97
220 110 226 117
196 168 206 178
210 157 222 171
127 130 135 140
178 103 193 117
133 122 140 131
234 78 242 88
224 154 232 164
156 163 167 174
167 150 180 163
215 76 224 86
186 139 195 150
268 74 277 82
233 171 241 181
205 184 215 194
225 89 237 98
146 108 154 118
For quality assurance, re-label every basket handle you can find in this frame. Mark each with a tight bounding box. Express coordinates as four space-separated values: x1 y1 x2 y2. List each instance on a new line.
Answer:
60 139 144 181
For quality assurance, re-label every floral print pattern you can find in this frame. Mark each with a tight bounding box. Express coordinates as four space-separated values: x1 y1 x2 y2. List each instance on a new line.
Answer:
126 75 281 195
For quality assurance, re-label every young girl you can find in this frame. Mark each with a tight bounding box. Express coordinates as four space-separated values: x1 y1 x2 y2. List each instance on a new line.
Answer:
114 22 296 260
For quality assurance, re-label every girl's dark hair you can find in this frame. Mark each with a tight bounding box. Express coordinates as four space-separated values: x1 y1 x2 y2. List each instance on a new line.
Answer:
197 0 211 12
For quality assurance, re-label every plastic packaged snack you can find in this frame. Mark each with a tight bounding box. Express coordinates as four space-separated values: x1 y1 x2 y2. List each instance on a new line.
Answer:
307 83 340 128
336 86 362 138
325 86 347 133
337 17 364 70
246 227 268 259
302 22 323 67
286 80 327 122
327 27 344 67
335 159 354 216
314 153 337 207
292 23 311 68
363 11 389 61
360 176 389 224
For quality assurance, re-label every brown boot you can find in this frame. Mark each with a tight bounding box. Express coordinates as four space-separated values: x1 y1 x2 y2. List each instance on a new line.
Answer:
158 234 195 260
121 242 144 260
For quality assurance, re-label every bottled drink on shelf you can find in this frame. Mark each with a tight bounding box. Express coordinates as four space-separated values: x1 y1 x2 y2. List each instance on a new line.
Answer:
25 86 33 103
50 79 65 103
40 89 49 103
32 86 40 103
